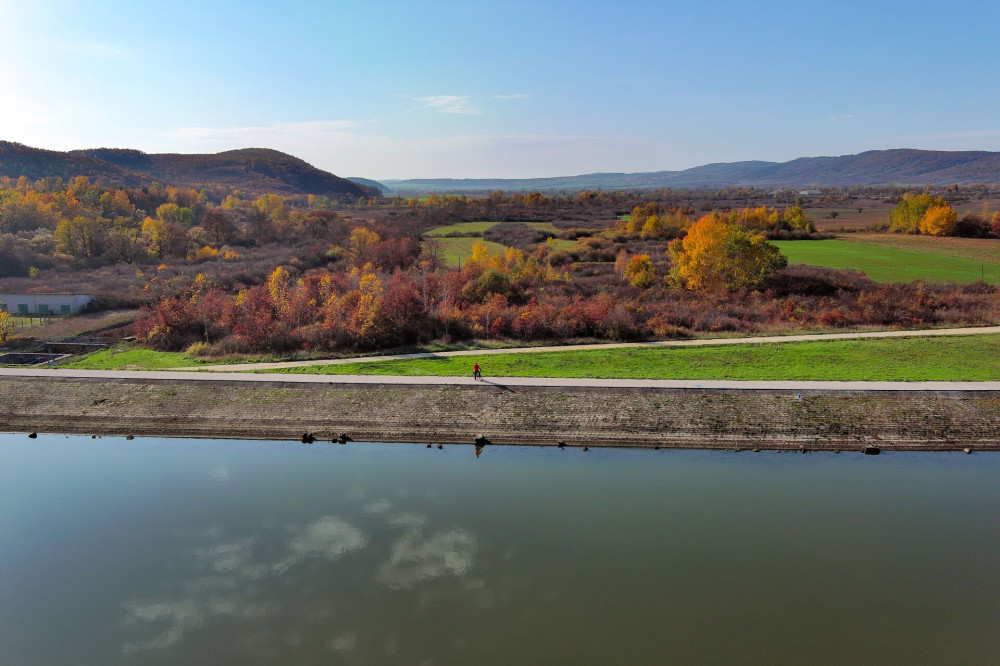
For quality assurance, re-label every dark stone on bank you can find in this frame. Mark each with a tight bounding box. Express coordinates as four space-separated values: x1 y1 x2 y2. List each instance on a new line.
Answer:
863 445 880 455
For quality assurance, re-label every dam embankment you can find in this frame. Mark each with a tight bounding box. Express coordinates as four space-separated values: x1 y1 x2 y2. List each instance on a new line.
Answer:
1 375 998 450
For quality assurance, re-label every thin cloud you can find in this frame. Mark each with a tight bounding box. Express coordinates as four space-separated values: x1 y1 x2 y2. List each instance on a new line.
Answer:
416 95 481 114
492 94 529 99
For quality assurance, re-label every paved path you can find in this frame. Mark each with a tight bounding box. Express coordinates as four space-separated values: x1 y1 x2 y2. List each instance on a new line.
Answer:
183 325 1000 372
2 368 998 392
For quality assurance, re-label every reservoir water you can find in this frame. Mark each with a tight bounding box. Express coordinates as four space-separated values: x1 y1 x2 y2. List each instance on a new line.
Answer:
0 434 997 665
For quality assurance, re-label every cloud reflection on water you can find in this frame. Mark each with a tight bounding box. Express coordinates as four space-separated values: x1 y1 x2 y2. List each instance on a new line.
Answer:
120 500 486 658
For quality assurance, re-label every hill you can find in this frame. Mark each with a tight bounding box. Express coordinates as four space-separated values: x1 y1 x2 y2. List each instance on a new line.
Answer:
0 142 377 199
0 141 144 186
380 149 1000 193
346 176 390 194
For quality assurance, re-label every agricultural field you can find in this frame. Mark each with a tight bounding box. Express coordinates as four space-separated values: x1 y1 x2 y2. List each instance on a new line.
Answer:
424 221 499 236
841 234 1000 264
270 333 1000 382
428 236 510 268
773 239 1000 284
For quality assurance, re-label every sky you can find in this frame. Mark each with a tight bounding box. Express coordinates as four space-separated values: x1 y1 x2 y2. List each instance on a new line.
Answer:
3 0 1000 179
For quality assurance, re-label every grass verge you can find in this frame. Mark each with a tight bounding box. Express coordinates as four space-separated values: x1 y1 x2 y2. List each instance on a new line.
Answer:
267 334 1000 381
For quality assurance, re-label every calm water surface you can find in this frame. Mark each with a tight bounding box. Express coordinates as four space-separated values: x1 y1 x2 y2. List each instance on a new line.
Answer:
0 434 998 665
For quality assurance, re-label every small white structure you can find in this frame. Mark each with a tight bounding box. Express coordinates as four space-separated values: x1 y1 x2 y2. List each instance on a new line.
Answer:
0 293 94 316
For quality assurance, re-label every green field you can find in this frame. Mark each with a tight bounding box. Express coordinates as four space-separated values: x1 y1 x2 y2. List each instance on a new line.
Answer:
424 221 499 236
269 334 1000 381
843 234 1000 264
432 237 510 268
774 239 1000 284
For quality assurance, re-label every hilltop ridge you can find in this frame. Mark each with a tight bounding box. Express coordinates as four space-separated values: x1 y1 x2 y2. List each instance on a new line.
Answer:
0 142 378 199
381 149 1000 192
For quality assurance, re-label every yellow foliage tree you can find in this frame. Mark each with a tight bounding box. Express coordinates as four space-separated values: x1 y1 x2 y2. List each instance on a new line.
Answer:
640 215 663 238
667 213 787 291
890 193 946 233
624 254 656 288
348 227 381 266
0 310 13 343
919 205 957 236
267 266 292 312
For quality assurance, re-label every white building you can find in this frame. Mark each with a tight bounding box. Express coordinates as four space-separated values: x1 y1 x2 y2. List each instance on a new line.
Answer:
0 293 94 316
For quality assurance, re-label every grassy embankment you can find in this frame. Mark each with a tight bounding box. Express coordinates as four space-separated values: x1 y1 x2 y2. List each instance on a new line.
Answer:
773 239 1000 284
269 334 1000 381
62 348 209 370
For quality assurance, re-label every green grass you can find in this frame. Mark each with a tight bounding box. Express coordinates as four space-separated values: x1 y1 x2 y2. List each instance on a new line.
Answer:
424 221 499 236
62 348 200 370
433 237 510 268
268 334 1000 381
773 239 1000 284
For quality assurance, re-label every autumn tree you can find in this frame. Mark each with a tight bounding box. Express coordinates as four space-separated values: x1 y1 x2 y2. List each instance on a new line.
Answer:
0 310 13 342
142 217 189 258
889 193 945 233
201 209 235 245
624 254 656 287
156 202 194 227
105 217 145 264
348 227 380 267
667 213 786 291
919 205 958 236
54 216 107 258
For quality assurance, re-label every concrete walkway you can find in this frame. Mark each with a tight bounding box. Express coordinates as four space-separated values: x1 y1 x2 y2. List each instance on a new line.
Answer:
182 325 1000 372
2 367 998 392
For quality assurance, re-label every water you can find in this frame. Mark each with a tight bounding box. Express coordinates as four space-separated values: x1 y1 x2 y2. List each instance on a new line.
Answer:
0 434 998 665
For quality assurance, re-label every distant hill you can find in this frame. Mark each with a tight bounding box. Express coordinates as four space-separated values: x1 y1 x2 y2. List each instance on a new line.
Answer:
346 176 390 194
0 142 378 199
380 149 1000 193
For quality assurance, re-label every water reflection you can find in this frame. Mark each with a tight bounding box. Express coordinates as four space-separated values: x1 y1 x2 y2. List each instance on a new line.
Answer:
1 436 999 665
119 502 483 660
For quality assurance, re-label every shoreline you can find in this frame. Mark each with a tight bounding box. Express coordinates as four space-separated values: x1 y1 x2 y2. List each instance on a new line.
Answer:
2 376 998 451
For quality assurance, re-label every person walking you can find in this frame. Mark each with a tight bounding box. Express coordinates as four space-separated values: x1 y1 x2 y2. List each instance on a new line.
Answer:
473 362 482 381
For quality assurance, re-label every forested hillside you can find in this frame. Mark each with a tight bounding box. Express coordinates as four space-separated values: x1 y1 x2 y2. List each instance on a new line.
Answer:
0 142 377 200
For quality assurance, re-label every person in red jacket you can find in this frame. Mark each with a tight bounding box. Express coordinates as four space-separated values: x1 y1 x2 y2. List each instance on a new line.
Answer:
473 362 482 380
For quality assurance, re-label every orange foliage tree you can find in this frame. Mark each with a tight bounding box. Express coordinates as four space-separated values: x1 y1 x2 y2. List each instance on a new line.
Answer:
919 205 958 236
667 213 787 291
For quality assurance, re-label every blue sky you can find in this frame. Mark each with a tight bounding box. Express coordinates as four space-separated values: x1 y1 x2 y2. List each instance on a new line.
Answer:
3 0 1000 178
